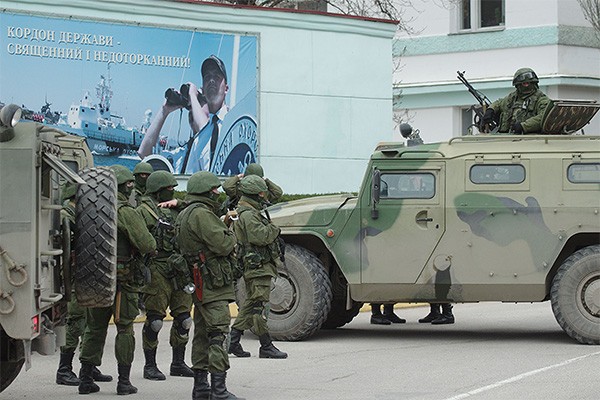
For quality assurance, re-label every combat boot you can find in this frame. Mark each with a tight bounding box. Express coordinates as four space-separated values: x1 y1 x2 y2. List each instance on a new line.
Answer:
418 303 442 323
192 369 210 400
78 362 100 394
210 372 244 400
170 346 194 377
228 328 251 358
116 364 138 395
143 348 166 380
431 304 455 325
382 304 406 324
56 351 80 386
258 334 288 359
92 366 113 382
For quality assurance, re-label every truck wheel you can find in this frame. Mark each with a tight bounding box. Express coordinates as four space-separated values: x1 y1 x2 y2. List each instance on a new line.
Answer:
235 244 333 341
0 330 24 393
551 244 600 345
74 167 118 307
321 300 363 330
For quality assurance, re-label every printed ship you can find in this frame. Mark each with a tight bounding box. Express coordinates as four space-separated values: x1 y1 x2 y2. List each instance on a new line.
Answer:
61 65 143 155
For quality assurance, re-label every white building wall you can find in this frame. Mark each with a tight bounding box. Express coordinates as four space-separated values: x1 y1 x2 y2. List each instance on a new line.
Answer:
394 0 600 141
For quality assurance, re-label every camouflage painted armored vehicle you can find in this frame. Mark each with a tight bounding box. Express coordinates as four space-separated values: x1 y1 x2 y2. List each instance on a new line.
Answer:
262 103 600 345
0 104 117 392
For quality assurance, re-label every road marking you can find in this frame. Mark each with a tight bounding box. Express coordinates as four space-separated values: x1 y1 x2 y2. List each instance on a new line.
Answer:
442 351 600 400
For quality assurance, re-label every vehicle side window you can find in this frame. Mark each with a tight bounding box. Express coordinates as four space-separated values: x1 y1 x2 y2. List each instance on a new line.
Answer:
380 173 435 199
567 163 600 183
470 164 525 184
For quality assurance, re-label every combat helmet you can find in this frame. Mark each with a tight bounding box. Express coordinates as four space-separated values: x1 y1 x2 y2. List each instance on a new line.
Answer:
239 175 268 195
110 165 135 185
146 171 178 194
133 162 154 175
187 171 221 195
512 68 539 86
245 163 264 178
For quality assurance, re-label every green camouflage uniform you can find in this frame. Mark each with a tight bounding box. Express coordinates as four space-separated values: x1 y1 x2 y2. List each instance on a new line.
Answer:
222 176 283 205
137 196 192 350
231 197 281 336
490 89 550 133
60 199 86 353
79 192 156 367
176 194 237 373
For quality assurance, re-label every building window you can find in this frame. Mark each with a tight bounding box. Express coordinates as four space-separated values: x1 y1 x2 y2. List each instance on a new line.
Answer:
459 0 505 31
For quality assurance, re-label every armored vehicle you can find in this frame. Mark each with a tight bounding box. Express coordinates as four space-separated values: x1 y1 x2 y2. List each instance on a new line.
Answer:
0 104 117 392
262 103 600 345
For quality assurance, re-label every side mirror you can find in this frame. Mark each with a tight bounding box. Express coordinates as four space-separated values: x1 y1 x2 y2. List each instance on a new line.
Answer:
371 169 380 219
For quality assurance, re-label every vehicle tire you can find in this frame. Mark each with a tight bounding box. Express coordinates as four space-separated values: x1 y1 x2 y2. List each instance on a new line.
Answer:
550 244 600 345
321 299 363 330
74 167 118 307
235 244 333 341
0 330 24 393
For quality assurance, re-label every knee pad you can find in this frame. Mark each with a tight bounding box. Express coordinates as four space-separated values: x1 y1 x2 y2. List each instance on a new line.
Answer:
143 314 164 342
173 312 192 336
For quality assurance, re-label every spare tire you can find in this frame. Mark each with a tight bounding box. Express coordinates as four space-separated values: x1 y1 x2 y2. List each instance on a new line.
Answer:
74 167 117 307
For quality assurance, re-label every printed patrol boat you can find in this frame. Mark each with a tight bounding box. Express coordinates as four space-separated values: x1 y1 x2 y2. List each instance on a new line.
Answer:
60 65 143 155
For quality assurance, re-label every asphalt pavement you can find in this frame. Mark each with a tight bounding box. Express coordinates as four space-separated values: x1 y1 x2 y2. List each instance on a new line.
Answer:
2 302 598 400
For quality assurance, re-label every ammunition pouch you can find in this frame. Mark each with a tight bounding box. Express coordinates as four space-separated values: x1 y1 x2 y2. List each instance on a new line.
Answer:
202 257 233 290
166 253 194 291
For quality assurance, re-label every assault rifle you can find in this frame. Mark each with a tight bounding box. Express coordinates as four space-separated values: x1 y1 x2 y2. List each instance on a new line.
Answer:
457 71 497 133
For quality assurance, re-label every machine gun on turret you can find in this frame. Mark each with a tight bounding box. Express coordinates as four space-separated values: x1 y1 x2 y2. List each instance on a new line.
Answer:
457 71 497 133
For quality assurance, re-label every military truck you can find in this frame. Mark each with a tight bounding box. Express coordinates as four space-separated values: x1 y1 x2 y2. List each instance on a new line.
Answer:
262 100 600 345
0 104 117 392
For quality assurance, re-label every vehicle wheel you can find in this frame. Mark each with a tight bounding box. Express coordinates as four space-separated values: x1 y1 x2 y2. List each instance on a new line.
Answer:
551 244 600 345
321 299 363 330
74 167 118 307
235 244 333 341
0 330 24 393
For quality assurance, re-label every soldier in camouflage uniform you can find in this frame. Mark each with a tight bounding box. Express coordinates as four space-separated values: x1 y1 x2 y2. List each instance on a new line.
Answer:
133 161 154 206
483 67 551 134
228 175 287 359
222 163 282 211
78 165 156 396
137 171 194 381
176 171 243 400
55 183 112 386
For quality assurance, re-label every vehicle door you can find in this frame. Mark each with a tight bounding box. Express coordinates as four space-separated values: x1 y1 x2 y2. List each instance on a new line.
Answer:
360 162 445 284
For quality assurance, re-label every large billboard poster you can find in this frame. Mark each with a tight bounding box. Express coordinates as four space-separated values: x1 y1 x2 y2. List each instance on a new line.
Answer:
0 12 258 175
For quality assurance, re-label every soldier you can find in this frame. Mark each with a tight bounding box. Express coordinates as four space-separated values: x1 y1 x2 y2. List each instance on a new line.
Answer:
133 161 154 206
222 163 282 211
137 171 194 381
55 183 112 386
78 165 156 395
482 67 551 134
176 171 243 400
228 175 287 359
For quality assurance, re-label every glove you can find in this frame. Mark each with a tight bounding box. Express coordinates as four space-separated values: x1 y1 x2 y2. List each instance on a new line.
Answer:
511 122 524 134
482 108 495 125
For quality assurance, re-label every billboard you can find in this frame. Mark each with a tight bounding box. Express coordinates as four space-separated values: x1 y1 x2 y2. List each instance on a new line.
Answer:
0 12 258 175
